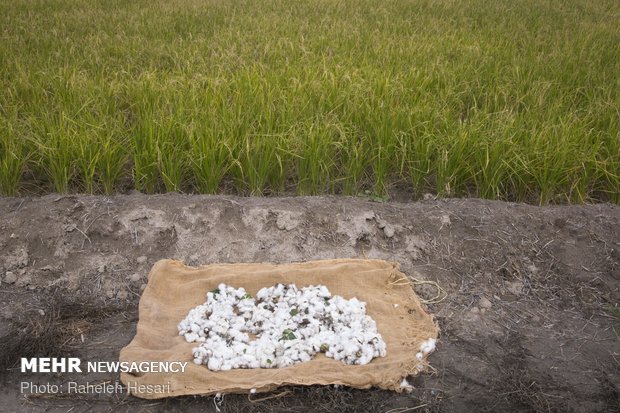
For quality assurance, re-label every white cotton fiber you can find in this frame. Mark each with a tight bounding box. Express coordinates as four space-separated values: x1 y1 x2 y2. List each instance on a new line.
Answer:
419 338 437 355
178 283 387 370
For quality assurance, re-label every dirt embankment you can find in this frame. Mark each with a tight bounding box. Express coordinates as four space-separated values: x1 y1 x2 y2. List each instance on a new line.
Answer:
1 194 618 412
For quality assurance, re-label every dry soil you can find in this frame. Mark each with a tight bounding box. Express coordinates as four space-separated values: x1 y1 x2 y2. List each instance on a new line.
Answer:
0 194 618 412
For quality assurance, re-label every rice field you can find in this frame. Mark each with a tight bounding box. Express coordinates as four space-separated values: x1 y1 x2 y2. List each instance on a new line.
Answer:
1 0 618 203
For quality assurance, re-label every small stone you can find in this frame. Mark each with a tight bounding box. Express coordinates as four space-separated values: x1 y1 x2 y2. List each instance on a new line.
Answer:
140 283 147 291
275 212 300 231
129 273 142 283
137 256 148 264
4 271 17 284
116 290 128 300
465 310 480 322
383 225 395 238
506 281 523 296
16 273 33 288
105 289 115 298
440 215 451 227
98 265 106 274
479 297 492 309
38 309 45 316
470 306 480 314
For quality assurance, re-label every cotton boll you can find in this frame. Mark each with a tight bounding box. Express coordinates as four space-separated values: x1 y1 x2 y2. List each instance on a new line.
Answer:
400 378 414 392
419 338 437 354
231 357 242 369
207 358 222 370
277 356 294 368
318 286 330 298
184 332 198 342
358 345 375 365
204 319 215 329
358 352 373 365
232 342 247 354
343 342 359 356
259 356 274 368
416 352 424 361
274 344 285 357
256 287 269 301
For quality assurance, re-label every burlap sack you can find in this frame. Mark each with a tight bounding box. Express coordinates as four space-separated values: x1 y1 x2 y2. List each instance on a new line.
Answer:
120 259 438 399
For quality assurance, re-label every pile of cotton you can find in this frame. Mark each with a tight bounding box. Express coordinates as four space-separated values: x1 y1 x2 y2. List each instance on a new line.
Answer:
178 283 387 371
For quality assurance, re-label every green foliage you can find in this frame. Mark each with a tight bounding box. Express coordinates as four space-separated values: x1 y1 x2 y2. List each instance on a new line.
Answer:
280 329 297 341
0 0 618 203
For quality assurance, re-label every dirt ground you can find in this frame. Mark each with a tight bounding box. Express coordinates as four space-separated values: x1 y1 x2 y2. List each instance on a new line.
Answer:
0 194 618 412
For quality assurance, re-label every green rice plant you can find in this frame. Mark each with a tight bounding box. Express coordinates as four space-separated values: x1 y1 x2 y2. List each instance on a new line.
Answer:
235 132 287 195
0 0 617 202
526 125 579 205
472 130 515 200
228 70 291 195
158 120 189 193
401 127 433 198
186 86 238 194
336 126 368 196
355 77 406 197
594 135 620 204
296 120 338 195
0 140 25 196
75 128 101 194
433 129 475 198
97 131 128 194
0 116 28 196
189 126 233 194
132 120 160 194
130 81 163 194
564 132 603 204
369 136 393 197
29 113 76 194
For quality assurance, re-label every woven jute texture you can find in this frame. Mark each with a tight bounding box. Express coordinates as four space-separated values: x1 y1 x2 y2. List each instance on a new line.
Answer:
120 259 438 399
